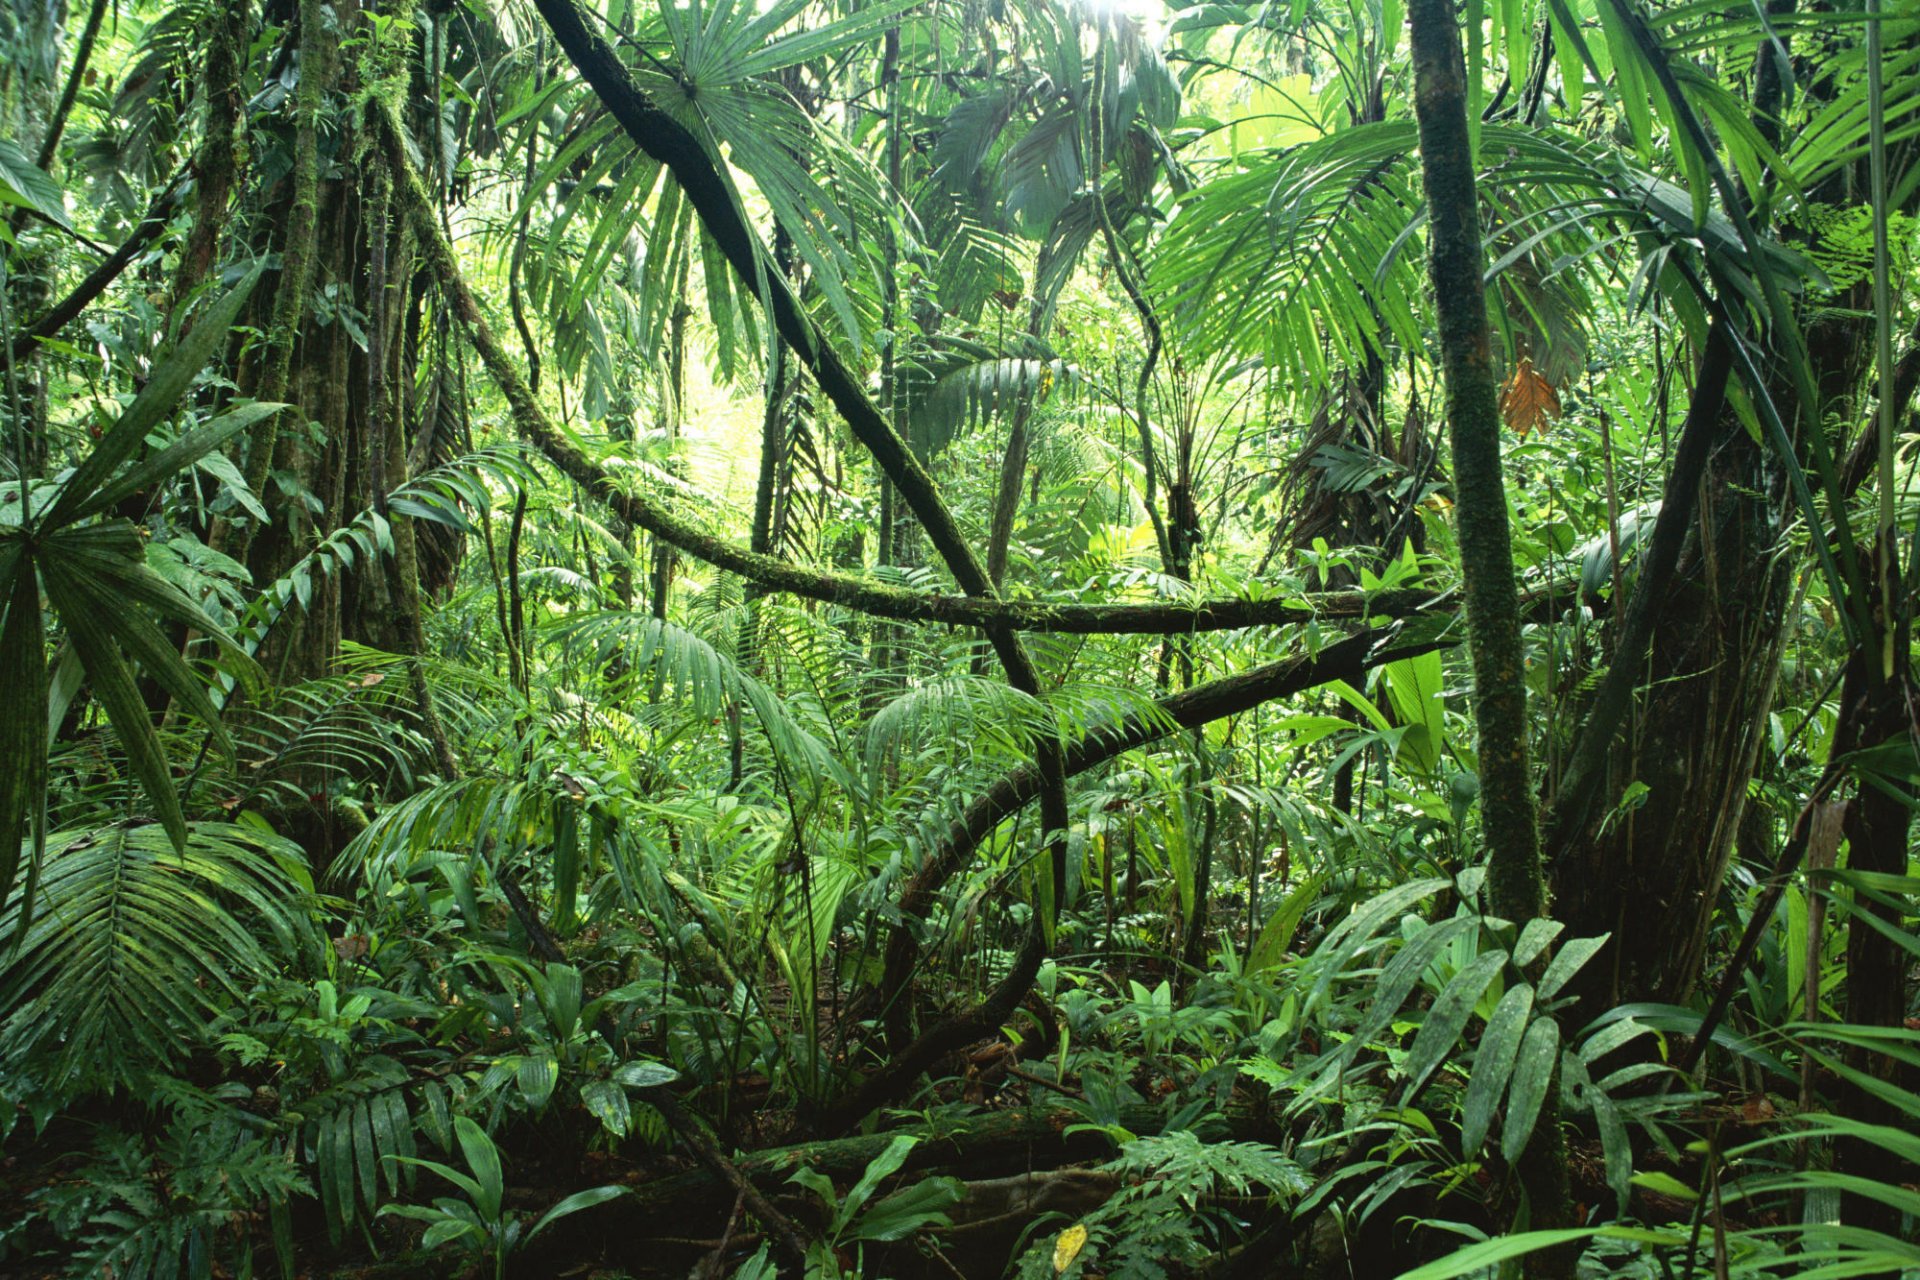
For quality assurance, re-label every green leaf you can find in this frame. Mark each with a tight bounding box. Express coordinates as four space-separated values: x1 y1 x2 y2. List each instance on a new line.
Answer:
1248 872 1329 973
452 1116 503 1220
373 1091 408 1194
1380 648 1446 772
614 1060 680 1090
1512 918 1563 970
1303 878 1449 1014
353 1100 380 1210
38 557 189 853
1462 983 1533 1154
1402 948 1509 1101
850 1176 964 1243
1630 1170 1698 1201
0 557 47 917
44 642 81 740
46 262 264 529
734 0 921 78
527 1185 627 1241
0 138 70 228
377 1202 454 1226
83 402 285 520
552 800 580 935
419 1217 484 1250
836 1135 918 1235
35 538 237 762
387 495 468 530
329 1112 357 1235
517 1052 559 1110
1395 1229 1599 1280
1537 933 1609 1001
46 525 261 696
582 1078 630 1138
1502 1016 1562 1165
1346 916 1480 1049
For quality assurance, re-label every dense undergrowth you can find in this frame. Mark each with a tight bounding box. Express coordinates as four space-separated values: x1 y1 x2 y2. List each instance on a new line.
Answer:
2 0 1917 1275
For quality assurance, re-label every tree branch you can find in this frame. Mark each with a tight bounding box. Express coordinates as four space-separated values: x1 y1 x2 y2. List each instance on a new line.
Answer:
838 625 1455 1133
383 114 1492 637
1 179 184 376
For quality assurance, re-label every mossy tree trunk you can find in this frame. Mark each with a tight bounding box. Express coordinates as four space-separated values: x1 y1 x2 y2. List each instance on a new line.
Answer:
1407 0 1570 1264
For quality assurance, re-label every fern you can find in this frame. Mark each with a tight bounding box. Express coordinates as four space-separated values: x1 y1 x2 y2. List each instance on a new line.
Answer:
32 1114 307 1280
1018 1129 1308 1280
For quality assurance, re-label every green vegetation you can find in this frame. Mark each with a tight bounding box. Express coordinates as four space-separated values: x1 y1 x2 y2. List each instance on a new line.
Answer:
0 0 1915 1275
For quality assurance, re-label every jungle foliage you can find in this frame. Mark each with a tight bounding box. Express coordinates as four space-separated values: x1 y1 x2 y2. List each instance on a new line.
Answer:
0 0 1917 1275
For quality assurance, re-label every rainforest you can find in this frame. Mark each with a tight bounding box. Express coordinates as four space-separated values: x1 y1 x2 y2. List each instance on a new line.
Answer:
0 0 1915 1275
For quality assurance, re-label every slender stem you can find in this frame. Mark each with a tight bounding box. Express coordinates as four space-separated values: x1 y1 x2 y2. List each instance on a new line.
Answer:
1408 0 1542 926
1866 0 1899 667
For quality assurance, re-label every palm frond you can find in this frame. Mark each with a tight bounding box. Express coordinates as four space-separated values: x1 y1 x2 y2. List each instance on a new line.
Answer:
0 823 319 1090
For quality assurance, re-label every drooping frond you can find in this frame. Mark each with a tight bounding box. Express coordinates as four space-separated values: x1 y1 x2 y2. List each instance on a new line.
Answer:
542 610 858 798
0 823 318 1089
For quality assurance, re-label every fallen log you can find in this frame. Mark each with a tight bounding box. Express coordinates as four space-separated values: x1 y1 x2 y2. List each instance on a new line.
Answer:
601 1099 1280 1221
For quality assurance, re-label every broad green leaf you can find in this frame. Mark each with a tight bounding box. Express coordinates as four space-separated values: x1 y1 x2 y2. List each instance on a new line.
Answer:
1537 933 1610 1001
517 1053 560 1110
452 1116 503 1220
44 642 81 740
837 1135 918 1235
1379 648 1446 772
851 1176 964 1243
1462 983 1533 1154
1502 1016 1562 1165
1512 917 1563 970
0 138 70 228
1402 948 1509 1101
615 1059 681 1089
420 1218 483 1250
1592 1002 1789 1077
582 1078 630 1138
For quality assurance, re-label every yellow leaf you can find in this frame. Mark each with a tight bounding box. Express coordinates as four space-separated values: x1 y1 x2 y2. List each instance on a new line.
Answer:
1054 1223 1089 1273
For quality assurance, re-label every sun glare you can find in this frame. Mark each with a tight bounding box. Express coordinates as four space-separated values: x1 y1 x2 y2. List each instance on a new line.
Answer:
1078 0 1170 26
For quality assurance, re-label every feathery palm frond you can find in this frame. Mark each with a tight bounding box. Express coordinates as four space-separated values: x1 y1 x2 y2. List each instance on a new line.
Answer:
634 0 918 351
903 353 1083 455
542 610 857 798
0 823 319 1090
1149 123 1427 390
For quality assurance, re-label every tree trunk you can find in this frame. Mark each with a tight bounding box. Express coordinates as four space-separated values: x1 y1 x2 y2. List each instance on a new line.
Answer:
1549 416 1792 1004
1551 274 1885 1011
1407 0 1570 1264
